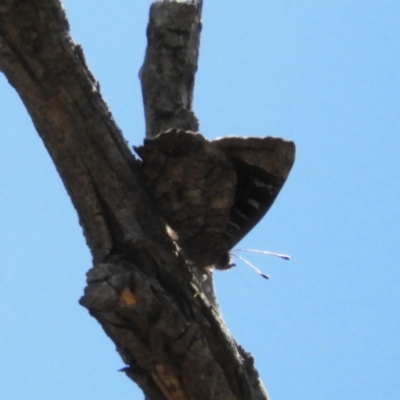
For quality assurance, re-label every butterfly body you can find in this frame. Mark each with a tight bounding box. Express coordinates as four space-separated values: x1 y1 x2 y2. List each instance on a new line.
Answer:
134 129 295 270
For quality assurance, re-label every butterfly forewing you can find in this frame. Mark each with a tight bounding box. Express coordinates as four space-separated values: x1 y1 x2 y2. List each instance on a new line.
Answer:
215 136 295 252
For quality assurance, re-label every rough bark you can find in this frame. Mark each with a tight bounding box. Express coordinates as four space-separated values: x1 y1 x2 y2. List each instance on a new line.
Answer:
140 1 201 138
0 1 269 399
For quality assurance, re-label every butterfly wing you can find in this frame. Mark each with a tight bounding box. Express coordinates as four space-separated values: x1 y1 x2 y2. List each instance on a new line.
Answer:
135 130 236 268
135 132 295 270
214 136 295 250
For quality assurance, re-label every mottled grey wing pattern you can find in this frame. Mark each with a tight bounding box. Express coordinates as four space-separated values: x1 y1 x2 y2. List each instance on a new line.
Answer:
134 130 295 270
135 130 237 268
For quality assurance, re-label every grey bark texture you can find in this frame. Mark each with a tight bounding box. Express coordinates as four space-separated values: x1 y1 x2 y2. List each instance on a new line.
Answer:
0 1 269 399
140 2 201 138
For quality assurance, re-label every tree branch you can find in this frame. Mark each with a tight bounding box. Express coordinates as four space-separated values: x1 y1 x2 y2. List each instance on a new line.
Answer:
0 1 269 399
140 1 201 138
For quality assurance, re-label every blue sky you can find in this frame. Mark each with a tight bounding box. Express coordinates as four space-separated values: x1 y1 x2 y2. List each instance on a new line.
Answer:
1 1 399 399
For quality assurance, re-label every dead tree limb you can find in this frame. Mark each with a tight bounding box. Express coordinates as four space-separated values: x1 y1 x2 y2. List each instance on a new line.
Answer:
140 1 201 138
0 1 269 399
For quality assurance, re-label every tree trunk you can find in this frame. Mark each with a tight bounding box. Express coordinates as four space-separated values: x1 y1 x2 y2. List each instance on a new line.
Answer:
0 1 269 399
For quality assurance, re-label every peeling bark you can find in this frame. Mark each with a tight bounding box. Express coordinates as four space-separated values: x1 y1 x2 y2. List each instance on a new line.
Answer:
0 1 269 399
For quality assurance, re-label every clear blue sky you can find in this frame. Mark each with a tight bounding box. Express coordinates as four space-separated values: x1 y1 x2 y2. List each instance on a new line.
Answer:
1 1 399 399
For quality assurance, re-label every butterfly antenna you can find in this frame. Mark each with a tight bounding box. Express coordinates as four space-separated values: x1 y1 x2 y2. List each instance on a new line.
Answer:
231 253 270 280
235 248 290 260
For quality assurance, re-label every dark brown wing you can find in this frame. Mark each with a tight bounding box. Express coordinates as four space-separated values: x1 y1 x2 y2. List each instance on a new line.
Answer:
214 136 295 252
135 131 295 270
134 130 236 268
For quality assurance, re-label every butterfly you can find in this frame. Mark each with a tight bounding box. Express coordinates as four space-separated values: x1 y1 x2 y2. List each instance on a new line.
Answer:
134 129 295 271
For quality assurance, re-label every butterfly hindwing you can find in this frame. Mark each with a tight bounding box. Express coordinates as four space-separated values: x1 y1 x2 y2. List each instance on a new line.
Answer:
135 130 236 267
